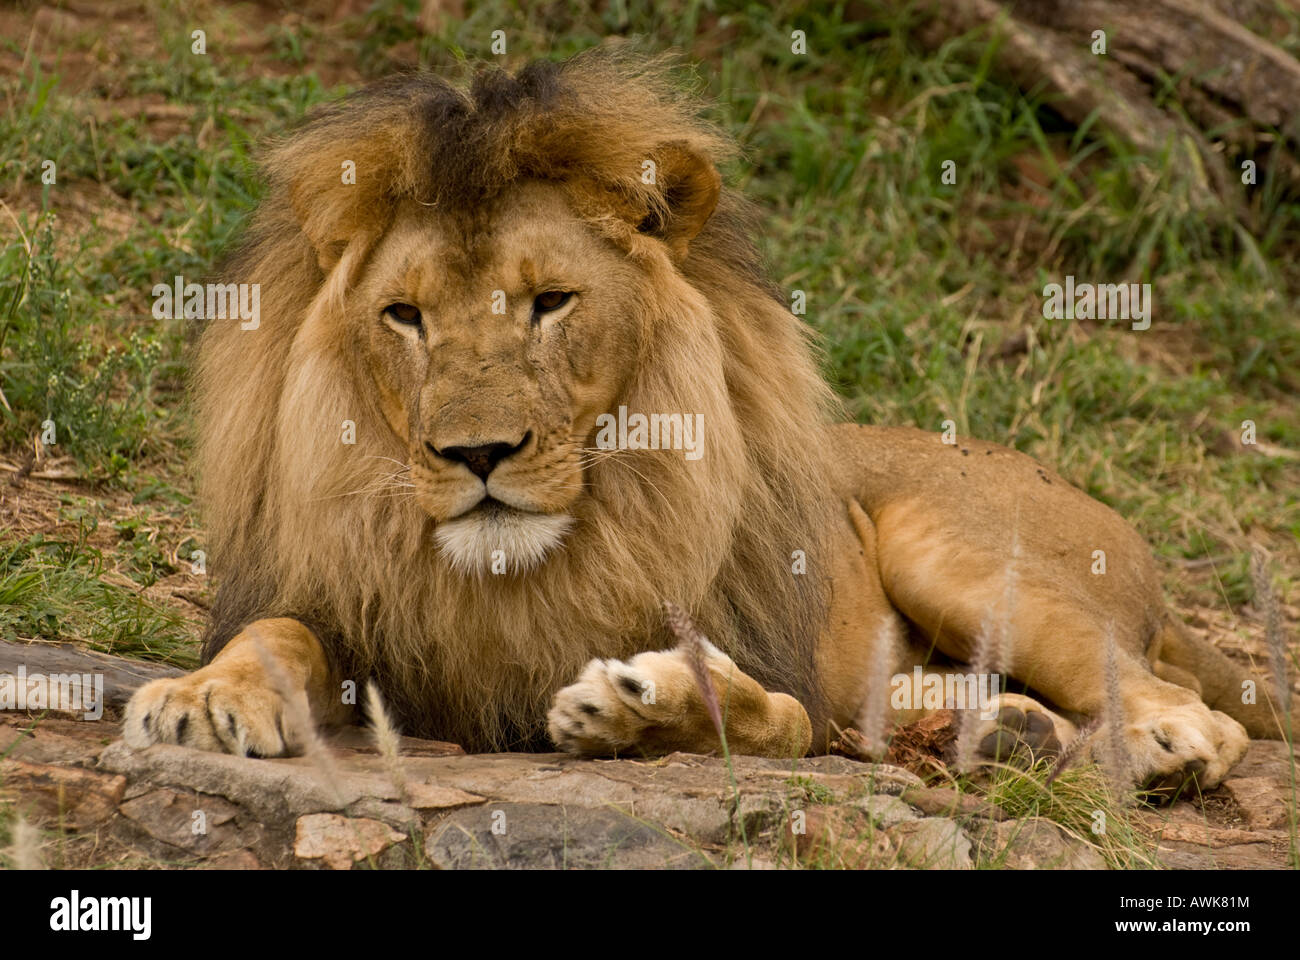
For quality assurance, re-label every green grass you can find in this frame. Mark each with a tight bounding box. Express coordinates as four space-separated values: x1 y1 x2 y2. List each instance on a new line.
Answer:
0 530 198 667
975 762 1160 869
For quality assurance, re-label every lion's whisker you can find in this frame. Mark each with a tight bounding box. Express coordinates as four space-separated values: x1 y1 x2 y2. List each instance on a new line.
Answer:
309 474 418 502
360 455 413 472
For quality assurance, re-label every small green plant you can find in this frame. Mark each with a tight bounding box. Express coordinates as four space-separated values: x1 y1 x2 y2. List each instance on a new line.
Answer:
1 219 165 481
786 774 836 806
0 532 198 666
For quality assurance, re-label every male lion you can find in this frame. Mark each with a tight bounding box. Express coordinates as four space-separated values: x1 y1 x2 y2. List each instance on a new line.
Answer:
124 51 1284 791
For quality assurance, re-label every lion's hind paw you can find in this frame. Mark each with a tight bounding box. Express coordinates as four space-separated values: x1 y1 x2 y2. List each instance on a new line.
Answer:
971 695 1070 769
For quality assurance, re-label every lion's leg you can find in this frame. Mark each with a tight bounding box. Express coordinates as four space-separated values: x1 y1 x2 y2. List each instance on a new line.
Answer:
123 618 347 757
869 499 1249 788
547 638 812 759
833 500 1074 765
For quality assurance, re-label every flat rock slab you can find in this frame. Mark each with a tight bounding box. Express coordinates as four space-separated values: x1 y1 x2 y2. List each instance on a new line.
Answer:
0 710 953 868
1 715 117 765
1134 807 1294 870
2 704 1294 869
93 743 918 848
426 803 714 869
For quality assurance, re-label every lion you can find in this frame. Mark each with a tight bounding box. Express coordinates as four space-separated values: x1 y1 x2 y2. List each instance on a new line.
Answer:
123 50 1286 793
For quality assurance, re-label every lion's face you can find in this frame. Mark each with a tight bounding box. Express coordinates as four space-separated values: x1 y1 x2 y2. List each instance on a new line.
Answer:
351 182 645 574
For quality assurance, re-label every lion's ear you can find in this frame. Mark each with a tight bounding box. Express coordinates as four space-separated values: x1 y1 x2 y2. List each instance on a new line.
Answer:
638 142 722 257
286 147 394 272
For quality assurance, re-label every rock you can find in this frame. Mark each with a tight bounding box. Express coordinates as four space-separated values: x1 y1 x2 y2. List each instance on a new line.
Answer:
1224 739 1300 780
117 788 257 855
856 763 925 795
294 813 407 870
887 817 973 869
0 715 112 765
898 785 1008 821
101 741 403 821
196 849 262 869
405 781 485 810
852 794 919 829
734 753 923 794
0 758 125 829
733 792 788 837
4 644 1292 869
783 805 888 868
1133 806 1294 868
405 752 732 842
728 855 778 869
425 802 713 869
1221 776 1290 830
975 818 1106 869
1135 811 1290 869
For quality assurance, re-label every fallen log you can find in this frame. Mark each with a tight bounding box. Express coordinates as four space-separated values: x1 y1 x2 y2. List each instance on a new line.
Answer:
905 0 1300 223
0 640 183 716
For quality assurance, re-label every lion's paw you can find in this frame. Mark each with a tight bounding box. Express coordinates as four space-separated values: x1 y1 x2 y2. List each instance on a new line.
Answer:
122 670 305 758
547 643 731 756
971 694 1072 768
1119 702 1248 797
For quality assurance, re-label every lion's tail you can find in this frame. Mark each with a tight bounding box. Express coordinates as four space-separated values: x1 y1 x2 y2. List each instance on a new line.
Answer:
1151 616 1289 739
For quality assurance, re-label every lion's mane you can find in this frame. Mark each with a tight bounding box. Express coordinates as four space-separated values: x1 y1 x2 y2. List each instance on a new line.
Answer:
195 49 841 750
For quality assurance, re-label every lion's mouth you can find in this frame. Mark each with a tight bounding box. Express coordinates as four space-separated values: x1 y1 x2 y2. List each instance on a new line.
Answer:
435 499 574 576
448 495 507 521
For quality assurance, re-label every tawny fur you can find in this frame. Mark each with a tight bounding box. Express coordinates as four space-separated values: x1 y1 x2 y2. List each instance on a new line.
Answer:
193 49 837 750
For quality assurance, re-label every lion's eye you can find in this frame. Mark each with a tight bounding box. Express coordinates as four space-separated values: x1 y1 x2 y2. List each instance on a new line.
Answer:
532 291 573 315
384 303 422 326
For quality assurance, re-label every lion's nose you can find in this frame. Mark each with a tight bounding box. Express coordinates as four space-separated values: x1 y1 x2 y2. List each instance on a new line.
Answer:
430 434 530 481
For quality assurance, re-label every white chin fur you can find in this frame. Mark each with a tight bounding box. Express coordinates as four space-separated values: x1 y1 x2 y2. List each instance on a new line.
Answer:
436 508 573 576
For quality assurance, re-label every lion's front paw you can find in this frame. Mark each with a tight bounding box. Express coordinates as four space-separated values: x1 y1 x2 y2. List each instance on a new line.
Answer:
1119 702 1248 796
547 644 731 756
546 655 673 756
122 670 306 758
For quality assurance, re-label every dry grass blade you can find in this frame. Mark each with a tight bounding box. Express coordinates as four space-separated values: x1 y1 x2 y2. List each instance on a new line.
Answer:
1101 624 1133 795
848 616 899 760
663 600 724 740
8 814 44 869
1250 546 1292 727
365 679 409 804
1044 716 1103 787
957 525 1018 773
956 619 999 775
